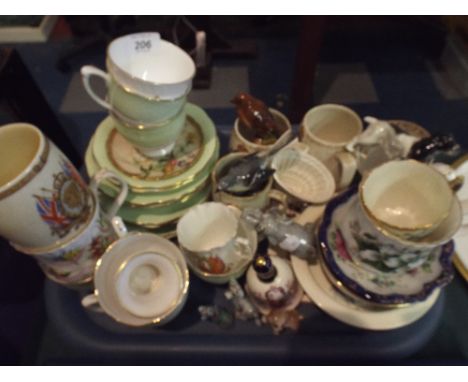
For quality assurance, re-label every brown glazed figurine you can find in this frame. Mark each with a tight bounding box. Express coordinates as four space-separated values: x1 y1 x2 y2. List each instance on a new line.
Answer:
231 92 283 143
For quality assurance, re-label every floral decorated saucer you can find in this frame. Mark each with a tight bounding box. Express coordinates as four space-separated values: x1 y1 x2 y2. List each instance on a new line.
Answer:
291 253 440 330
92 103 219 192
85 137 216 207
318 188 454 306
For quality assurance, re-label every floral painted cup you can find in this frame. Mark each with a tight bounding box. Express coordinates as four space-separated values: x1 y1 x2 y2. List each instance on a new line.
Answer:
0 123 96 249
12 169 128 286
177 203 257 284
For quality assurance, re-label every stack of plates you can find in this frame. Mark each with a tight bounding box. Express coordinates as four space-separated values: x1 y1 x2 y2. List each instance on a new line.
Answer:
85 103 219 238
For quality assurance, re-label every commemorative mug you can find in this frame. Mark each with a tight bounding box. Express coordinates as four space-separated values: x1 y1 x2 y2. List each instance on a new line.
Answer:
300 104 363 189
12 169 128 286
0 123 96 248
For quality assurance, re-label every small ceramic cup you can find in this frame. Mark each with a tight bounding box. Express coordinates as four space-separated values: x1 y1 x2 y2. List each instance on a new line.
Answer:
177 202 257 284
0 123 95 248
211 152 288 210
110 106 187 158
300 104 363 189
338 190 461 275
81 65 187 125
229 108 292 154
359 160 455 240
12 169 128 286
81 217 189 327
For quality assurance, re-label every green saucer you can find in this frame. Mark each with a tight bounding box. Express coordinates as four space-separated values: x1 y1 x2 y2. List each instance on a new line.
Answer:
100 184 211 228
92 103 218 192
85 134 218 206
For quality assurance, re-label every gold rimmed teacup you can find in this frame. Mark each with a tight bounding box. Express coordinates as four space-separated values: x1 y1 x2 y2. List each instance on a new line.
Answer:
359 159 455 240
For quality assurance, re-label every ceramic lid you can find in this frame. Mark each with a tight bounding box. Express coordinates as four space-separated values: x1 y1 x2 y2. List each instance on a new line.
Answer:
115 252 183 318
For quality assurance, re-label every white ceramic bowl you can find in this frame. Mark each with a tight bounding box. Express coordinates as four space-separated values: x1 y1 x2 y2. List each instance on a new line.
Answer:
360 160 455 239
272 147 336 204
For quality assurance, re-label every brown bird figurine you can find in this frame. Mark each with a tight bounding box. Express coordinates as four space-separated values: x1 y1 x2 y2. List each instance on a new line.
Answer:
231 92 283 144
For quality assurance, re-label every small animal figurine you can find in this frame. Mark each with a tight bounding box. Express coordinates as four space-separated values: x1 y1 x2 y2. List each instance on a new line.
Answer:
232 92 283 143
198 305 235 330
409 134 462 163
262 309 303 335
224 279 262 326
241 207 317 261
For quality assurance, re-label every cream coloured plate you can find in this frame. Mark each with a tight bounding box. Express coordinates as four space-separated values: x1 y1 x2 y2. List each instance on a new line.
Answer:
291 255 440 331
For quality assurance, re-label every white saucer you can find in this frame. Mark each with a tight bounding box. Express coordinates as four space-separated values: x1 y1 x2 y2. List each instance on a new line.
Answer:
115 252 183 318
291 255 440 331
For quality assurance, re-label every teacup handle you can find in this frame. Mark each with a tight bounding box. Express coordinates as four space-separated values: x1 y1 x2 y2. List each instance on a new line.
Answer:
89 169 128 220
81 65 111 110
335 151 357 190
111 216 128 238
81 293 104 313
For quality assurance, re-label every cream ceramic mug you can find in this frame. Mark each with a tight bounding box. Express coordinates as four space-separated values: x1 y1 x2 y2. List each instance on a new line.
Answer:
301 104 363 189
0 123 98 248
12 169 128 287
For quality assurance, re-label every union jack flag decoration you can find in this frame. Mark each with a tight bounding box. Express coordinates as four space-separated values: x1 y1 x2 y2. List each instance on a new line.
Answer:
34 195 71 237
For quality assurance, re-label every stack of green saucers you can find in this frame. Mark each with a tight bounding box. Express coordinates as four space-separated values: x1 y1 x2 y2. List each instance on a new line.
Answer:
85 103 219 238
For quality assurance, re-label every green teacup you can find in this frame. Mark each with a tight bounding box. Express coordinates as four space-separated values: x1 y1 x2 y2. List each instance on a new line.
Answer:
111 107 187 158
81 65 186 124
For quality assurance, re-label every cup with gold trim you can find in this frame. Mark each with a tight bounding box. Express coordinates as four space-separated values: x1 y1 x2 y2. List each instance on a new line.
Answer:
11 169 128 286
81 217 189 327
0 122 100 249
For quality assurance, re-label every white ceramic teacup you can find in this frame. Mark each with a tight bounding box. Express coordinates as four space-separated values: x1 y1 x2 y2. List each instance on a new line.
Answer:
0 123 95 248
81 217 189 326
177 202 257 283
359 160 455 239
301 104 363 189
12 169 128 286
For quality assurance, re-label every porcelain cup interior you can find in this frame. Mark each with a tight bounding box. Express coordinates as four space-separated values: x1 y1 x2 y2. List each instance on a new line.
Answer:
211 152 274 210
360 160 455 239
337 190 461 275
230 108 292 153
0 123 95 248
88 230 189 326
177 203 257 281
301 104 363 153
107 32 195 100
177 202 239 254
